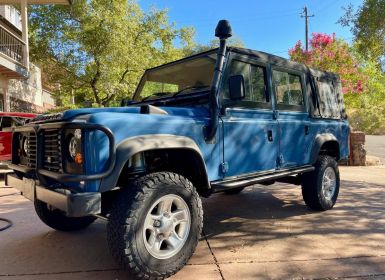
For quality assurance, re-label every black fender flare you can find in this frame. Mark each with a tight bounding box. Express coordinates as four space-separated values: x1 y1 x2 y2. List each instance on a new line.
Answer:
99 134 209 192
309 133 339 164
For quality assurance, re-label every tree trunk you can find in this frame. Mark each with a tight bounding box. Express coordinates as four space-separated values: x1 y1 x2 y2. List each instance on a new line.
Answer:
90 60 102 106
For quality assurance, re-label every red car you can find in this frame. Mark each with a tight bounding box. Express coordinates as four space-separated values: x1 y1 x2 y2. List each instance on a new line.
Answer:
0 112 37 162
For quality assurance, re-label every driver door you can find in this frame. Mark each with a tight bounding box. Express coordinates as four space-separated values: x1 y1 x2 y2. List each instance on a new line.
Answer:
220 57 279 178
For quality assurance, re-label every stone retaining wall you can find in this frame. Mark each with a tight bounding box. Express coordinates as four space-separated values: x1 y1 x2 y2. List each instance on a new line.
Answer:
349 131 366 166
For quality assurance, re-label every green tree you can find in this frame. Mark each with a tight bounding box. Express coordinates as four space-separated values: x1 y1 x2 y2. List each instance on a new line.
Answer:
339 0 385 68
189 36 244 55
29 0 195 107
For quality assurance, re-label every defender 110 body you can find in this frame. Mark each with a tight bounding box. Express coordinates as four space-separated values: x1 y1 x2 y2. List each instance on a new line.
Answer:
7 20 349 280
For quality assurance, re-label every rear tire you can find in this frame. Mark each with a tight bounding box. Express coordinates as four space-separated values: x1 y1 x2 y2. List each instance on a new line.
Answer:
34 200 96 231
301 155 340 211
107 172 203 280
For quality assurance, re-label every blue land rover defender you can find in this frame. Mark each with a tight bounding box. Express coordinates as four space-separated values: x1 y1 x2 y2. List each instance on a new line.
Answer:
7 20 349 279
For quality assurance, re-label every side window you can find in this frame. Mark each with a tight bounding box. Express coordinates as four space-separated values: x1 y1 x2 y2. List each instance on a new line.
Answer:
224 60 269 107
227 60 251 99
0 117 12 130
250 65 268 102
272 70 304 107
0 116 26 131
317 79 340 118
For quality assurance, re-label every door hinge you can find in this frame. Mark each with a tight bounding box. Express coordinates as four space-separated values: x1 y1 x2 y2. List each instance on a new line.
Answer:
273 110 279 120
277 154 284 167
221 162 229 174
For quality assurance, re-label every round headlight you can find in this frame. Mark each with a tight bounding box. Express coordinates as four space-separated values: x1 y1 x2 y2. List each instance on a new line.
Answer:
68 135 79 159
68 129 82 160
21 136 28 155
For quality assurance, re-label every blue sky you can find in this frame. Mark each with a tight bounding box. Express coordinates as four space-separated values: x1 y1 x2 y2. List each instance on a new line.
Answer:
139 0 363 58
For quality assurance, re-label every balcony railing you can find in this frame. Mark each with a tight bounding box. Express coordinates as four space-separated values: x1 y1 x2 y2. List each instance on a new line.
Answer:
0 23 26 67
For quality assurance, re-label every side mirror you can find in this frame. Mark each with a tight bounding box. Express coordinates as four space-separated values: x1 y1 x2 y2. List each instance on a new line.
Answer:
229 75 245 100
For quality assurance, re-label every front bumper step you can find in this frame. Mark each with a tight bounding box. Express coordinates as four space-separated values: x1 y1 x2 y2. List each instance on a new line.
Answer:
6 174 101 217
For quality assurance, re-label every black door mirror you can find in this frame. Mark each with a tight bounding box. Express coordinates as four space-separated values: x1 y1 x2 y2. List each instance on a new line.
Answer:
229 75 245 100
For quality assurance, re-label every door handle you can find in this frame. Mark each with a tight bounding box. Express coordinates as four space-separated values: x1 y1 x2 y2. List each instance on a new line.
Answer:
267 130 273 142
305 125 309 135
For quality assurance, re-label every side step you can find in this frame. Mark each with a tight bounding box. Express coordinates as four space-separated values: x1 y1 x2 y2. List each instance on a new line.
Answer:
211 166 314 193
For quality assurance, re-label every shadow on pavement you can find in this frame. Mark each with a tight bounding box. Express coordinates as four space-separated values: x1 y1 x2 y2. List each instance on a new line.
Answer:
1 178 385 279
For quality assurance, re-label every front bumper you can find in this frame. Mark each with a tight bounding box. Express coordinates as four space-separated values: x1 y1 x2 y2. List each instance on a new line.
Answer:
6 173 101 217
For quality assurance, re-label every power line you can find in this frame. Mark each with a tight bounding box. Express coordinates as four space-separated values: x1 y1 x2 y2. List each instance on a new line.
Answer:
300 6 315 51
174 9 302 27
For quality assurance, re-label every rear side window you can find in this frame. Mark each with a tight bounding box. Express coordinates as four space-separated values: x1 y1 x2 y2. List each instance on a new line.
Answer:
224 60 269 108
316 79 340 118
272 70 304 108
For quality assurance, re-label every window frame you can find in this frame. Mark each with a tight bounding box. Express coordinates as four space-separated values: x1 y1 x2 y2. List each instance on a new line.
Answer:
271 66 307 112
220 54 272 111
133 50 217 102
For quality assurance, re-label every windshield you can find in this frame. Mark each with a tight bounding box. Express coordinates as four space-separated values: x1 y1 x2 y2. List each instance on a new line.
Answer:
134 53 216 101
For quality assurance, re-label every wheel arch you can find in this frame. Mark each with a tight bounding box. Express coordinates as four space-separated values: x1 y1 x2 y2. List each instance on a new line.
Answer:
99 135 210 195
310 134 340 164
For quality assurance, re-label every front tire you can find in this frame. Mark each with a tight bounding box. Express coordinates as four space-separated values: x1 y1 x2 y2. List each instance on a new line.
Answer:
301 155 340 211
107 172 203 280
34 200 97 231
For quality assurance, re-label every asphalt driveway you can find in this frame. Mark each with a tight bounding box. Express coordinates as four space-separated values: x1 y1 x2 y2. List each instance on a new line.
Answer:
1 166 385 280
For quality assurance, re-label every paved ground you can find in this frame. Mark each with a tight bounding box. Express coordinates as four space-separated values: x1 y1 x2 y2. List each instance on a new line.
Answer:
365 135 385 164
1 166 385 280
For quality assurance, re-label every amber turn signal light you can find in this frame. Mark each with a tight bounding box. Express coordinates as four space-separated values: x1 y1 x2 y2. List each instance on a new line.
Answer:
75 153 83 165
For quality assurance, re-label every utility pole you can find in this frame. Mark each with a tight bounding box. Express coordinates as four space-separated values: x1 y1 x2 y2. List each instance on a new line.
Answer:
301 6 314 51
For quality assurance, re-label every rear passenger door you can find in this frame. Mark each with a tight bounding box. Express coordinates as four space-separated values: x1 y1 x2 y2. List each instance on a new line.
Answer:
272 68 313 168
220 57 279 177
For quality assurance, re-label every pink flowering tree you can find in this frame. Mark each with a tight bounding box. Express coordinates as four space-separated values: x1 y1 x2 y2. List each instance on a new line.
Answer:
289 33 367 95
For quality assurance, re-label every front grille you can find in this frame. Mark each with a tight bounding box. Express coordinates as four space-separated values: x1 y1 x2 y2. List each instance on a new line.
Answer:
43 129 63 173
19 132 37 168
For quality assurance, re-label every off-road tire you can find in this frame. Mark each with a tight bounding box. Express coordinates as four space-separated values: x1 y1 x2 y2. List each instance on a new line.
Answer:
224 187 245 195
34 199 97 231
107 172 203 280
301 155 340 211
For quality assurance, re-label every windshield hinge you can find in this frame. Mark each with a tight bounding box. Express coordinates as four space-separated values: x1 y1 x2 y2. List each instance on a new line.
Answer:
273 110 279 120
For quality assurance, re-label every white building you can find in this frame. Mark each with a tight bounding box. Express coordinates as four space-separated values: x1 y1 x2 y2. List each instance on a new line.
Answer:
0 5 21 30
0 0 71 112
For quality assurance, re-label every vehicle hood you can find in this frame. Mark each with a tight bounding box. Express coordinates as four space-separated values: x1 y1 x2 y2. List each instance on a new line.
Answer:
33 106 210 123
77 106 210 149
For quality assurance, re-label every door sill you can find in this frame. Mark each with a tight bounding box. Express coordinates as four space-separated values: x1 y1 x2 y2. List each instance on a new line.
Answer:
211 165 314 193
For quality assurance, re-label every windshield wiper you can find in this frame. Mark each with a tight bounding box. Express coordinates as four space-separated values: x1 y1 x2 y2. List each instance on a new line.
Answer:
141 92 169 102
141 86 209 102
172 86 210 97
